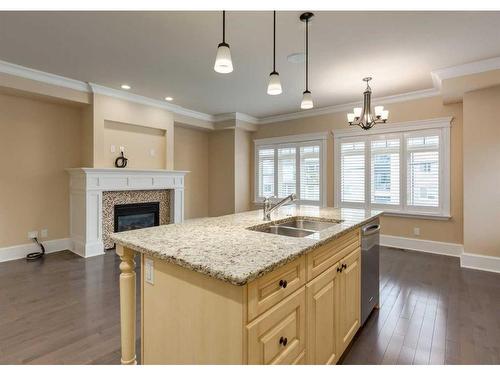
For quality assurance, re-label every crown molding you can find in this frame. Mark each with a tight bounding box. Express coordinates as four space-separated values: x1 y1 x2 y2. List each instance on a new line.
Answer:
257 88 440 125
431 56 500 90
0 59 90 92
88 83 212 122
212 112 259 124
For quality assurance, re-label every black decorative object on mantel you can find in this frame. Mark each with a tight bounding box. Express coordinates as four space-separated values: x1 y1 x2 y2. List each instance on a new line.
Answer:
114 151 128 168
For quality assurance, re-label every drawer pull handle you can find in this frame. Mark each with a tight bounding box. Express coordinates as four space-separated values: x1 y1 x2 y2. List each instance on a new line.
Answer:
337 266 342 273
279 336 288 346
342 263 347 270
279 279 288 288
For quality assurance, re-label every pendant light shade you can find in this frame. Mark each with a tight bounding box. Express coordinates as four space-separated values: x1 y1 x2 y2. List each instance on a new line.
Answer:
301 90 313 109
214 42 233 73
267 11 282 95
214 11 233 74
267 71 282 95
300 12 314 110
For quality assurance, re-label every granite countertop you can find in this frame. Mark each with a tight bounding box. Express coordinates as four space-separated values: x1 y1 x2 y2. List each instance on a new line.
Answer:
110 206 382 286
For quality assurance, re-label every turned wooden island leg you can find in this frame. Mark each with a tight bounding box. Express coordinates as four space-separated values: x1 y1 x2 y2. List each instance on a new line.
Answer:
116 245 137 365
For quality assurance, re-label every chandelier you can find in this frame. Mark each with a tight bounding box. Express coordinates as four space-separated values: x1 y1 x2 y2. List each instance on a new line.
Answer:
347 77 389 130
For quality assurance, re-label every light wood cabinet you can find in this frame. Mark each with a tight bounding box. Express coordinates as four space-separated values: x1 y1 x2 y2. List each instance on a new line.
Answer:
306 265 341 365
138 228 362 365
338 248 361 351
247 256 306 321
247 287 306 364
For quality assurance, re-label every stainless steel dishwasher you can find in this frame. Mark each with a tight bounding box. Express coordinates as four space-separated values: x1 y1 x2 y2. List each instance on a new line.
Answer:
361 219 380 326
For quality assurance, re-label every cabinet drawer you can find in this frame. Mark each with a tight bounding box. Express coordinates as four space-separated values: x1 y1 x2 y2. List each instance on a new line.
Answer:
248 256 306 322
247 287 306 365
306 229 360 281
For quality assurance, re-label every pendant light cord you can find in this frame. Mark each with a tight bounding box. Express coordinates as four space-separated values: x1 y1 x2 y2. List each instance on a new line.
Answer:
305 17 309 91
222 10 226 43
273 11 276 72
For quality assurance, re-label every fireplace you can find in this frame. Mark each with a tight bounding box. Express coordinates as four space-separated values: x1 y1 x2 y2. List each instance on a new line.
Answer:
114 202 160 233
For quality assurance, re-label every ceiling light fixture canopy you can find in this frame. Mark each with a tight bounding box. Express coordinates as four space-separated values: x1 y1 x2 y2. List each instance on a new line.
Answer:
267 11 282 96
214 10 233 74
300 12 314 110
347 77 389 130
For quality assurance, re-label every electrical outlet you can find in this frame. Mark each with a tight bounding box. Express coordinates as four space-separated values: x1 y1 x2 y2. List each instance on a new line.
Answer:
145 257 154 285
413 227 420 236
110 144 116 153
40 229 48 238
150 149 155 157
28 231 38 239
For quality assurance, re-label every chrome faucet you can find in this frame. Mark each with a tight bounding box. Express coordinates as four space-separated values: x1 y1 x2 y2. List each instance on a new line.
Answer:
262 193 297 221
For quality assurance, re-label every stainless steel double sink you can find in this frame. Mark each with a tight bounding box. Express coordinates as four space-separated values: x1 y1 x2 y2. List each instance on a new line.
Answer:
248 217 343 238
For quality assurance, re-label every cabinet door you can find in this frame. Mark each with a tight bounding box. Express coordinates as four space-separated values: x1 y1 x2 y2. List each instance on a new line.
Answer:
339 249 361 351
306 265 340 365
247 287 306 365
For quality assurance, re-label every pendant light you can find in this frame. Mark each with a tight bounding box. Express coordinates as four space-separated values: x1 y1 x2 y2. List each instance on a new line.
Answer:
347 77 389 130
214 11 233 74
267 11 282 95
300 12 314 110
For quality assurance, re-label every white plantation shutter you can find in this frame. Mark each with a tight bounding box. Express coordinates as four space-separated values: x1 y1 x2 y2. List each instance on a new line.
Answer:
371 138 400 205
300 145 320 201
277 147 296 197
257 148 275 198
335 120 450 217
340 141 365 203
255 135 326 205
407 134 440 207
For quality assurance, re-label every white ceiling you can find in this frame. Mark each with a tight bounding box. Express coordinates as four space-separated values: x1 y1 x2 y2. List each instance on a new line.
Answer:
1 11 500 118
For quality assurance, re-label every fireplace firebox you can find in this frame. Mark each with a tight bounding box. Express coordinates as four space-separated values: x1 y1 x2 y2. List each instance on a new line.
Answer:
114 202 160 233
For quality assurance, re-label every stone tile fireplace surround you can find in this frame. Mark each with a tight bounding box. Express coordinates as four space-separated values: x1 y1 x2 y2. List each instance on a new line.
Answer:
102 190 171 250
66 168 188 258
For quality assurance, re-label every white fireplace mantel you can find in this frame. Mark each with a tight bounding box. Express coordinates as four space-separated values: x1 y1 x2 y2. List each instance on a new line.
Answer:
66 168 189 258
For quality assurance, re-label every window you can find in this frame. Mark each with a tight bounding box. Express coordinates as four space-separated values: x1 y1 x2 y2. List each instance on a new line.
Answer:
255 133 327 206
334 118 451 217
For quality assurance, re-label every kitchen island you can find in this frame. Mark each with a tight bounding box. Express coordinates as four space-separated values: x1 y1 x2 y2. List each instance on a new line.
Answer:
111 205 382 365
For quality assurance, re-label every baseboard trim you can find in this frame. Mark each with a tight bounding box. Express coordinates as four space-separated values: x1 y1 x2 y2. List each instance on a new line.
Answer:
0 238 73 262
381 234 500 274
461 252 500 274
380 234 463 257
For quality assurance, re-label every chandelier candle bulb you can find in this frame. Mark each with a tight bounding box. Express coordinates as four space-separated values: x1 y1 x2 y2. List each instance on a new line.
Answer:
381 110 389 120
354 107 362 117
347 113 356 123
375 105 384 117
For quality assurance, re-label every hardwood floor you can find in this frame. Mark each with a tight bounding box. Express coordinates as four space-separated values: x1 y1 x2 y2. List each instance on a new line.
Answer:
0 246 499 364
341 247 500 365
0 250 140 364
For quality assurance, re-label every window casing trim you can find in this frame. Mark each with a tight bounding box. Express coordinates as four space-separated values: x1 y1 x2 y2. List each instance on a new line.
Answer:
254 132 328 207
333 117 452 218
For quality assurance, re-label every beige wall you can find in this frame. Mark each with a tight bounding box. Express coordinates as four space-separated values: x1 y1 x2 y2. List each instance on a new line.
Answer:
253 96 463 244
174 125 210 219
102 120 166 169
208 129 235 216
234 128 253 213
92 94 174 169
0 93 83 248
463 86 500 257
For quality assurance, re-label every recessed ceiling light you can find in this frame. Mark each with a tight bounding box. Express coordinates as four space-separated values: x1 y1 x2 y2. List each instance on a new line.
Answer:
287 52 305 64
120 84 131 90
164 97 173 102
